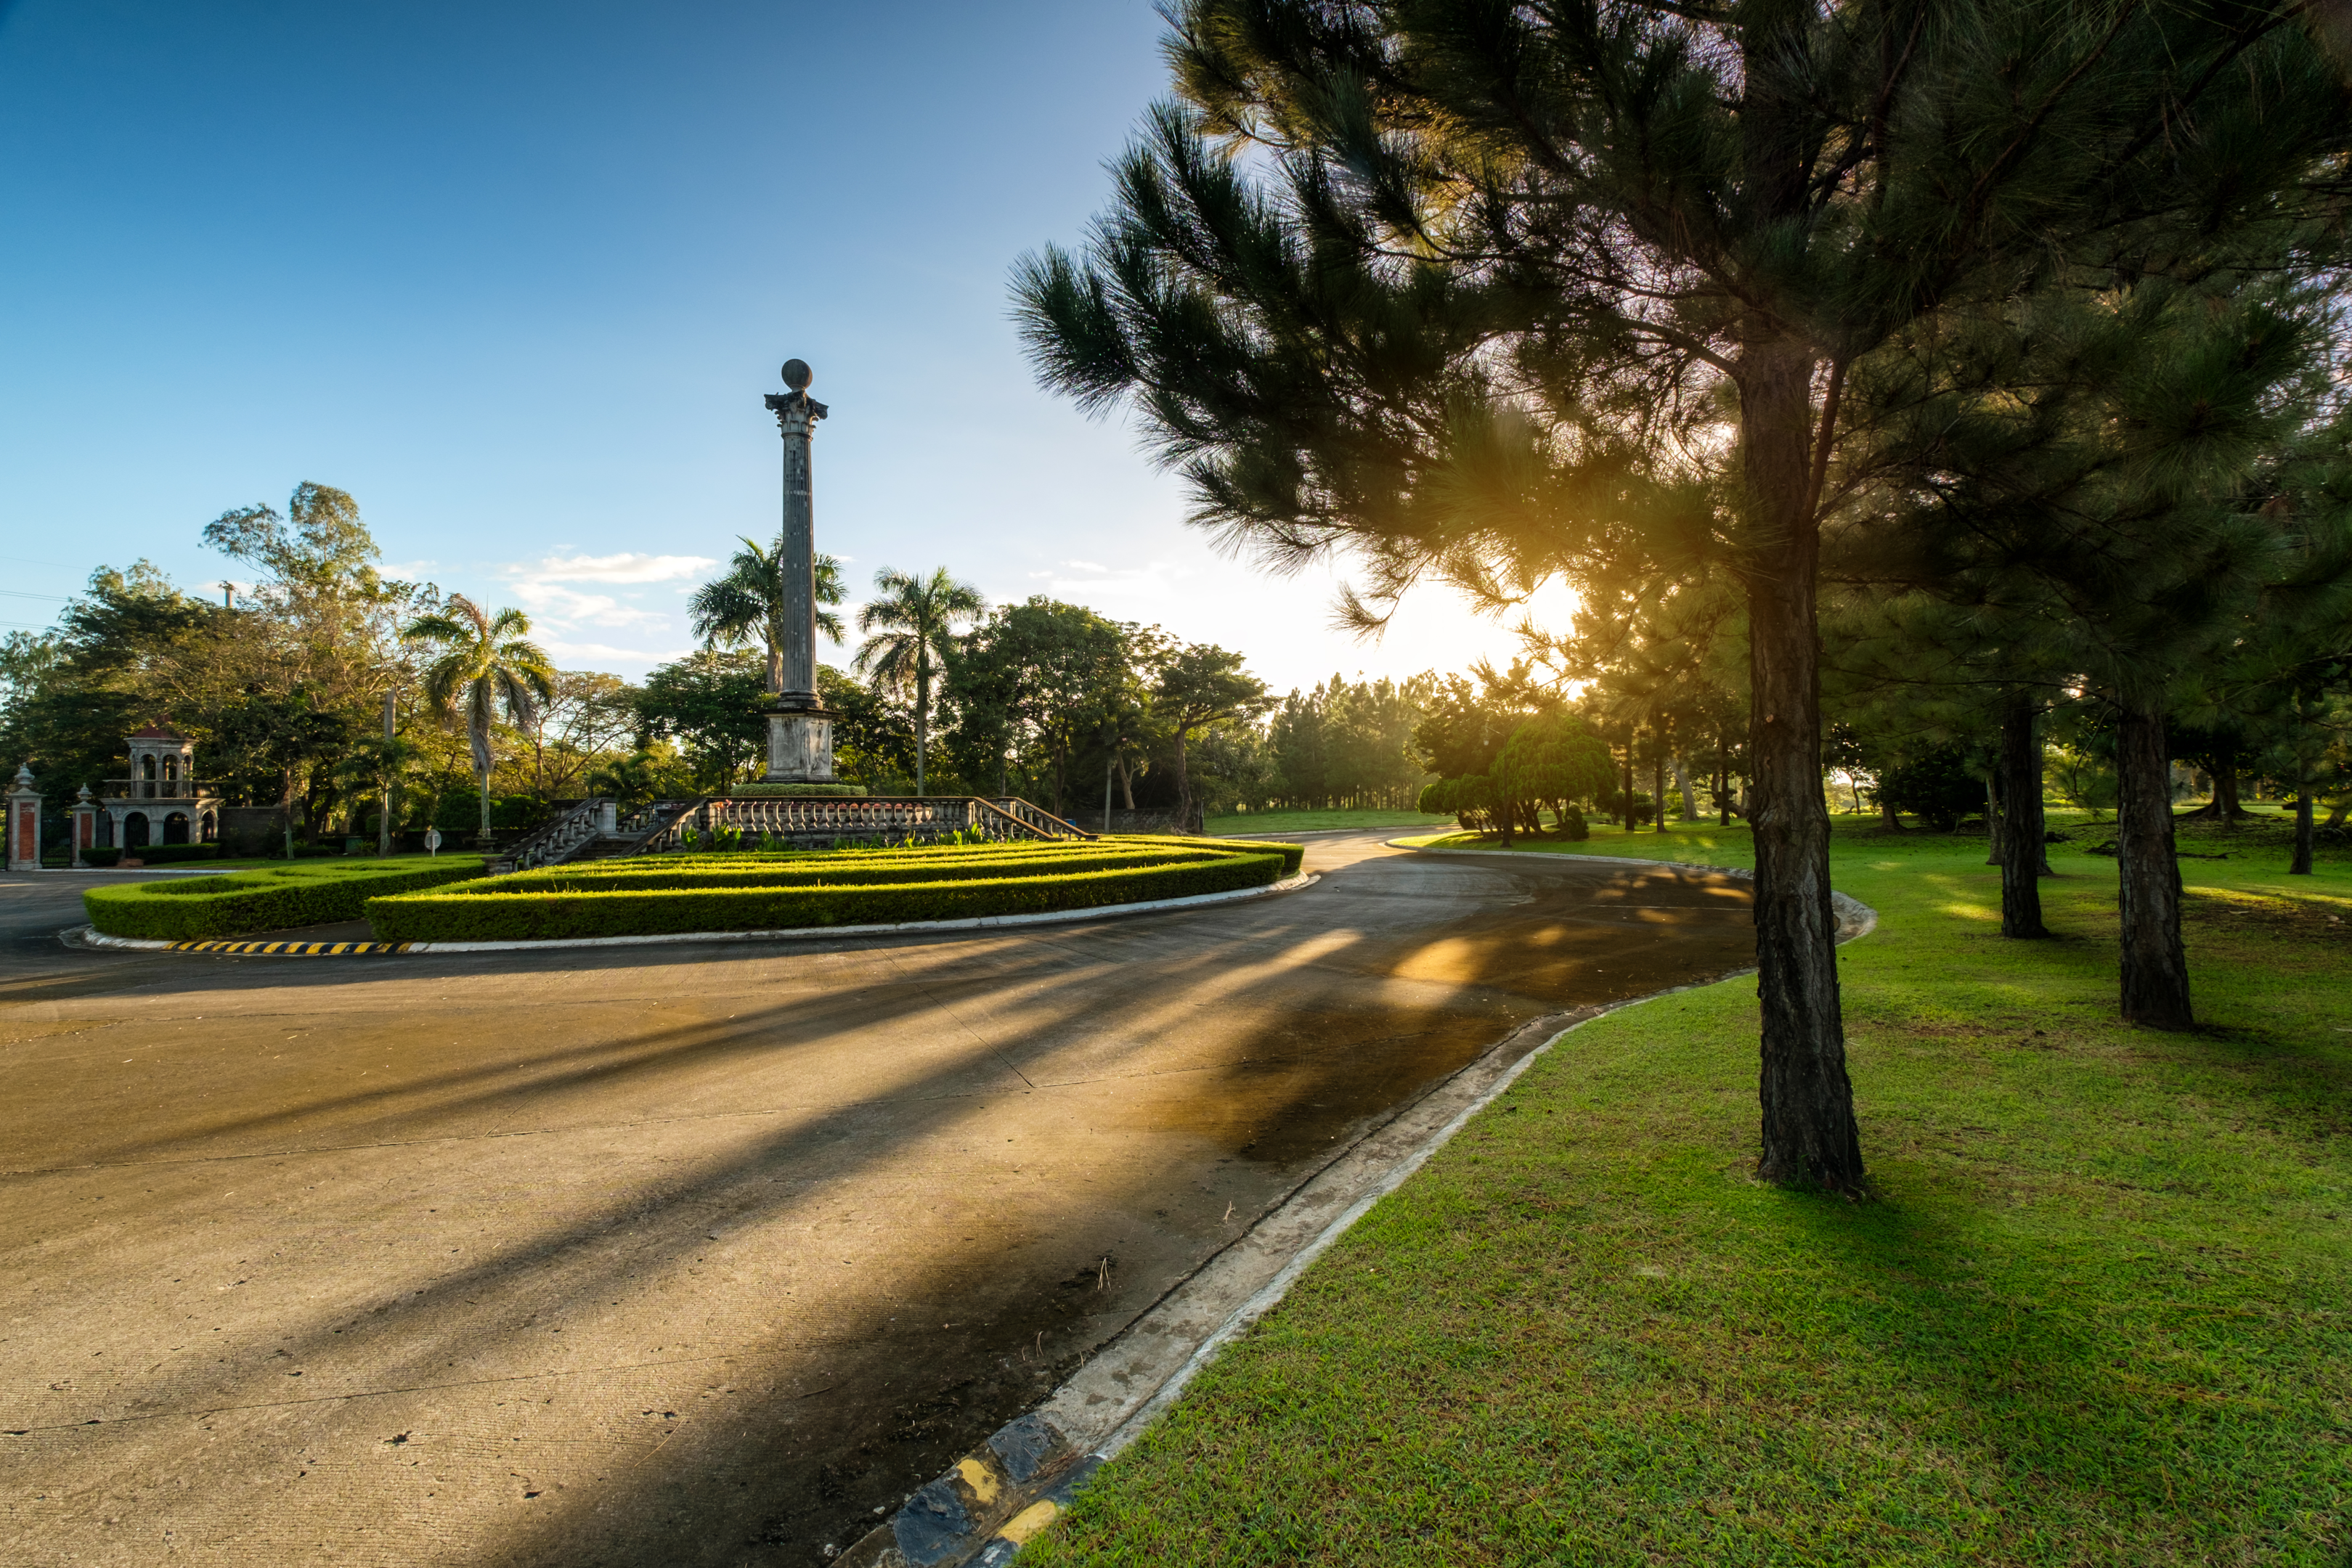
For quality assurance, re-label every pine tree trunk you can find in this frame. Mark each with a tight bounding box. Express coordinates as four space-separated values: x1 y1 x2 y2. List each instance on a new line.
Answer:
1998 695 2047 938
1654 751 1667 833
1741 338 1862 1190
1985 776 2003 865
2115 703 2192 1029
1673 756 1699 820
2292 785 2314 875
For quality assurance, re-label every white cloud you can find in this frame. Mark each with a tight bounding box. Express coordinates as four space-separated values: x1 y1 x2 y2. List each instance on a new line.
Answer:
513 552 716 585
1063 558 1107 573
539 637 692 664
1044 560 1189 603
509 581 667 629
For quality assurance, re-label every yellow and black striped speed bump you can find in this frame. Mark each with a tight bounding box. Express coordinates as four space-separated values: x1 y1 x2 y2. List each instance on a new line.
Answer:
166 938 411 956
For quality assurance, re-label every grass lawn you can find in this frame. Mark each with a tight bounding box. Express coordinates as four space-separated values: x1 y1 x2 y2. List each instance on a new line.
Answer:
1025 812 2351 1566
1207 807 1458 836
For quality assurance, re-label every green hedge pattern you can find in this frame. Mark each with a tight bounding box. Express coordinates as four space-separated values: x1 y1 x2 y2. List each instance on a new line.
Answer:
84 859 493 941
484 844 1246 895
366 849 1298 942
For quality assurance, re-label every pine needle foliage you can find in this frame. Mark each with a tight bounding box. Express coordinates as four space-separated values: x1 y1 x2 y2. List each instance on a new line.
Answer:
1013 0 2352 1188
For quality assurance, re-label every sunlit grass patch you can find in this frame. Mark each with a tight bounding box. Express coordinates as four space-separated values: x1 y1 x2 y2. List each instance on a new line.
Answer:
1022 819 2351 1567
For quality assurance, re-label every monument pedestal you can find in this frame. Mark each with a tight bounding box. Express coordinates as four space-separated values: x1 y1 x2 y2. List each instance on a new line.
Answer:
762 707 834 783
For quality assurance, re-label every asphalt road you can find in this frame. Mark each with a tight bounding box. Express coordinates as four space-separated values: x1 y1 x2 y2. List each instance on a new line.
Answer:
0 833 1756 1566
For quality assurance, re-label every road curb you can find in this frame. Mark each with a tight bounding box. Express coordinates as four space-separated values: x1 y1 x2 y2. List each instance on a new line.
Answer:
61 873 1320 958
833 849 1879 1566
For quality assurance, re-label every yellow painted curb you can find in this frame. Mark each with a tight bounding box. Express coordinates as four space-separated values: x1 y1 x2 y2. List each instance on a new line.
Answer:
998 1500 1060 1545
165 938 410 955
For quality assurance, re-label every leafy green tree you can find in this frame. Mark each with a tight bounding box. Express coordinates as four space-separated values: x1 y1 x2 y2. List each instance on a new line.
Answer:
402 595 556 842
1151 642 1272 826
854 566 986 794
817 665 919 791
940 598 1129 812
1015 0 2351 1184
1496 714 1614 839
686 539 846 694
330 733 419 855
587 746 696 810
635 650 768 788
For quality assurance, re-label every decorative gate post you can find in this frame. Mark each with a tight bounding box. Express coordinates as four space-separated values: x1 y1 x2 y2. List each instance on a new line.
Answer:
7 765 40 872
70 785 97 869
757 359 843 787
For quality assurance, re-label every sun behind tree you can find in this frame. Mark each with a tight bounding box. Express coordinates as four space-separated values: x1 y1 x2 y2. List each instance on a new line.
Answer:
401 594 556 844
854 567 986 796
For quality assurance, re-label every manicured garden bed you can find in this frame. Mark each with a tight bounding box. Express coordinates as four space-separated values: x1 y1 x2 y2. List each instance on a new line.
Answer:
364 836 1305 942
1022 814 2351 1567
82 855 493 941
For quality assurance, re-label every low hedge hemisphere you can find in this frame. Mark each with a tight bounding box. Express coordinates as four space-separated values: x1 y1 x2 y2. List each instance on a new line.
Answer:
482 844 1242 895
366 851 1292 942
1200 838 1306 876
84 859 493 941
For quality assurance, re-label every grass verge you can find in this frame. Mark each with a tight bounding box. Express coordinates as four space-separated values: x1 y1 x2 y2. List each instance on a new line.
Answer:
1208 808 1458 836
1023 815 2351 1566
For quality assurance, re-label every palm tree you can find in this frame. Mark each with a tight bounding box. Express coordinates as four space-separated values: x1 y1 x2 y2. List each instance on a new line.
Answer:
855 566 985 794
686 539 846 693
402 595 556 843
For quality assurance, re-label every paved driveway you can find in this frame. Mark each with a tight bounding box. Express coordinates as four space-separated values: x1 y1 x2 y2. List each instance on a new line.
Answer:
0 834 1755 1565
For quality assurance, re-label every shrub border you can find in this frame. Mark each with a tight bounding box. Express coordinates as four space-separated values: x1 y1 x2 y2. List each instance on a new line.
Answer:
81 859 493 941
366 853 1300 943
70 871 1319 956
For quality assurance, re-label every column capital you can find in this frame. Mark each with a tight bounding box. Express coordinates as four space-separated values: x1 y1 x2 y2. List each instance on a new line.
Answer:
763 391 829 434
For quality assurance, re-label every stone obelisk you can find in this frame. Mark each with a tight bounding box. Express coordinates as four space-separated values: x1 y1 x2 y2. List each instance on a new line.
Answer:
757 358 842 786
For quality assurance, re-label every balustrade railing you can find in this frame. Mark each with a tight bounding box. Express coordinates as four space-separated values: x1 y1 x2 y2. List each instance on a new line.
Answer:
985 798 1094 839
504 797 606 871
638 796 1095 852
100 778 210 801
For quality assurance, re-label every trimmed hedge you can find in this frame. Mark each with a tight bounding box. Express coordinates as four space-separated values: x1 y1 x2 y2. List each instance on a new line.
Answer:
84 859 493 941
366 850 1295 942
487 844 1244 895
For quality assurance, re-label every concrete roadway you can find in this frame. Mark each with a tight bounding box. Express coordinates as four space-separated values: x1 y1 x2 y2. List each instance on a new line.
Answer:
0 833 1755 1566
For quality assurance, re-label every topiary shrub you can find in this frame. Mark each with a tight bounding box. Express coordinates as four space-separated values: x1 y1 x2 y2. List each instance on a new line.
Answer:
1876 747 1986 830
84 858 493 941
367 841 1303 942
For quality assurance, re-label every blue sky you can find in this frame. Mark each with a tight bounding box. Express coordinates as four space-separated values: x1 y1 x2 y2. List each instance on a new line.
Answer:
0 0 1545 695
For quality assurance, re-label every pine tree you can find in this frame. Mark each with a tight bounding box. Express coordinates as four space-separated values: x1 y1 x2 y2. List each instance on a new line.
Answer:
1016 0 2349 1184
